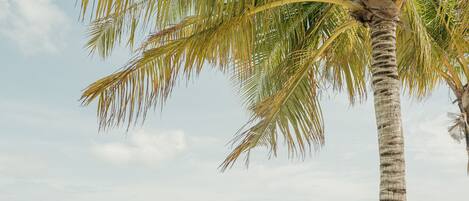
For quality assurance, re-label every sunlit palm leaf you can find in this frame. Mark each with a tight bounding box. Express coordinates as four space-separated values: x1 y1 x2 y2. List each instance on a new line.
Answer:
82 21 255 129
220 20 357 170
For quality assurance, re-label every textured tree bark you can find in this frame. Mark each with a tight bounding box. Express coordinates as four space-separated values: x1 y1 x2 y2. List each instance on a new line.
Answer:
466 144 469 174
462 109 469 175
370 18 407 201
459 111 469 174
460 111 469 174
461 114 469 175
460 111 469 175
456 87 469 174
462 88 469 174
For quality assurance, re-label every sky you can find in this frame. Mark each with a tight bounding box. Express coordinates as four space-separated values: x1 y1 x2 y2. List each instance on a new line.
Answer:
0 0 467 201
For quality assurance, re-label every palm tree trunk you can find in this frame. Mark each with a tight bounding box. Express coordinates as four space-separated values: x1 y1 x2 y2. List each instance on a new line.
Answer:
460 111 469 174
459 110 469 174
466 141 469 174
370 18 407 201
461 115 469 175
465 124 469 174
456 93 469 174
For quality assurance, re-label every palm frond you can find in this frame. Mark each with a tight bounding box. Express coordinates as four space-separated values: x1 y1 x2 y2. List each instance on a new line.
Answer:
81 1 361 130
413 0 469 87
81 13 255 129
86 3 142 57
220 20 357 170
318 6 369 103
82 0 363 58
397 0 442 97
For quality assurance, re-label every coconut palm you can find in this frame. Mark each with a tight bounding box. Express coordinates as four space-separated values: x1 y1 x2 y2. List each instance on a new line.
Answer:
79 1 441 200
419 0 469 173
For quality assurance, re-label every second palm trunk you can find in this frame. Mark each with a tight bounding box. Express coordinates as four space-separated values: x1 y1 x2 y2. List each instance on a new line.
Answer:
370 18 407 201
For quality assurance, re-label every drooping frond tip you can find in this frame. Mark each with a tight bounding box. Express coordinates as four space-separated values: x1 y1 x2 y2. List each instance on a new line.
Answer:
80 4 257 130
220 20 359 171
219 97 326 171
79 54 178 130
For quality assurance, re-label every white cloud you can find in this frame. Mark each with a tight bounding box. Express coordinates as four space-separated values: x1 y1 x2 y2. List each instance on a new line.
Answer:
0 0 69 54
93 130 187 165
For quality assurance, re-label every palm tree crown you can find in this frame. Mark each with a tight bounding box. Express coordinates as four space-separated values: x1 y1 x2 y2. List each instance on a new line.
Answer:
80 0 437 166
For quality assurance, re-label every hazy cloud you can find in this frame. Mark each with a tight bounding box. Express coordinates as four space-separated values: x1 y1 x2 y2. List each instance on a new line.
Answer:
54 161 375 201
93 130 187 165
407 113 467 168
0 153 48 178
0 0 69 54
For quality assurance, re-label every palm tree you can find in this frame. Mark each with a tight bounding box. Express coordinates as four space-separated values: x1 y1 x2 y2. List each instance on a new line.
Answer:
419 0 469 173
79 1 440 200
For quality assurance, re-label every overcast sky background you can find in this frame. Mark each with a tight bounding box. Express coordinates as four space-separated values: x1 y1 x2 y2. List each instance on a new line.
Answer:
0 0 468 201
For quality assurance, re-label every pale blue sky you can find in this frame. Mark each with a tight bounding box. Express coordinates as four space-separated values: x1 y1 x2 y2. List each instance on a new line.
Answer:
0 0 467 201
